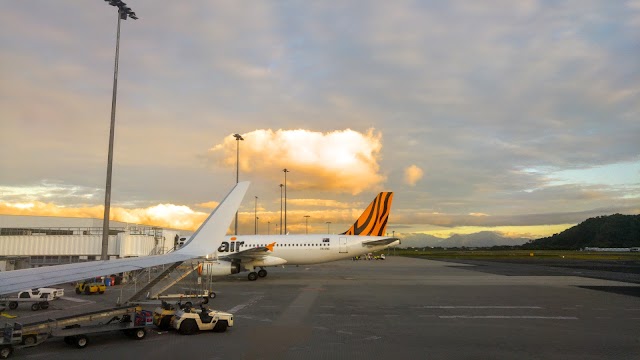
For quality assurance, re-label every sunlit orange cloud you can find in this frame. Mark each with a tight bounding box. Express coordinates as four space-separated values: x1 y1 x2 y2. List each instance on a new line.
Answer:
0 201 209 231
404 164 423 186
210 129 385 194
196 201 220 209
287 198 353 209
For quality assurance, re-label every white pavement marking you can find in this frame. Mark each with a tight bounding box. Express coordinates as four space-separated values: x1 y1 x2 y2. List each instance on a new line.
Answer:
412 306 543 309
60 297 93 303
439 315 579 320
226 295 263 314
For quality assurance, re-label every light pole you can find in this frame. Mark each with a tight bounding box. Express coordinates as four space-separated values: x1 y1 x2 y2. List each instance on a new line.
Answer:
101 0 138 261
279 184 283 235
283 169 289 233
254 196 258 235
304 215 310 234
326 221 331 234
267 221 271 235
233 133 244 235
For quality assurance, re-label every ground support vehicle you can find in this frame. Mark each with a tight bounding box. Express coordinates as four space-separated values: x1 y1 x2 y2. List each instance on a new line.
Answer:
1 287 65 311
75 282 106 295
170 305 233 335
152 300 196 330
17 288 64 301
0 305 153 358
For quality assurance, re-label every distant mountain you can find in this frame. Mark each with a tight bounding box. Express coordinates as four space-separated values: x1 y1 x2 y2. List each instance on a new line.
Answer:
399 231 529 248
522 214 640 250
446 231 530 248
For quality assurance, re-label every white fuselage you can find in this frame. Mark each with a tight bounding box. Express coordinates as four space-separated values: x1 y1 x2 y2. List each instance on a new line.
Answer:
214 234 399 265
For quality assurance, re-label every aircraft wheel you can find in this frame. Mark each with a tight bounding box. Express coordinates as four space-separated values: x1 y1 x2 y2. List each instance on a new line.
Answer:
248 272 258 281
8 301 18 310
0 345 13 359
31 303 41 311
258 269 267 278
39 301 49 310
74 335 89 349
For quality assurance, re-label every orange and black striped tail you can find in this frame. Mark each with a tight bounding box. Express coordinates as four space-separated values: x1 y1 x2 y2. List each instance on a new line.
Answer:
341 192 393 236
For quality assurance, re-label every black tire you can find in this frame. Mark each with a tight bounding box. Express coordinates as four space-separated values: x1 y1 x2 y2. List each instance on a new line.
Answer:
22 335 37 346
39 301 49 310
184 301 192 307
0 345 13 359
31 303 40 311
84 287 91 295
64 336 74 345
8 301 18 310
209 292 216 299
248 272 258 281
98 291 104 294
178 319 198 335
258 269 267 278
74 335 89 349
212 320 228 333
75 288 81 294
202 297 209 305
132 328 146 340
157 316 172 330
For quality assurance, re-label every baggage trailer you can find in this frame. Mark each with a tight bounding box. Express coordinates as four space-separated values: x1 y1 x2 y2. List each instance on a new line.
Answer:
0 305 152 358
0 298 52 312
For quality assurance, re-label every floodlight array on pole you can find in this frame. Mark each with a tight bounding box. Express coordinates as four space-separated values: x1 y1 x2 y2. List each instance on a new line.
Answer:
100 0 138 261
233 133 243 235
279 184 283 235
304 215 310 234
283 169 289 233
326 221 331 234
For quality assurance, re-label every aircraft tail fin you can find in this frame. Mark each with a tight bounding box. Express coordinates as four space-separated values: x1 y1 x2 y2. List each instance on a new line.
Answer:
341 192 393 236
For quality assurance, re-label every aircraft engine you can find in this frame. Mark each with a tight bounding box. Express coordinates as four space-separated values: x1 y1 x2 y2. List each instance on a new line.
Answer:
198 260 241 276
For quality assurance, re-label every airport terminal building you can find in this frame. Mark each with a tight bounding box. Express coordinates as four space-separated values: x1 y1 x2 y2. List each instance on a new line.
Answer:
0 214 192 271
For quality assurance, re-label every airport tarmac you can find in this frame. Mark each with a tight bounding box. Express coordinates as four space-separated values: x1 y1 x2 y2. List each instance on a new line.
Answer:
4 256 640 360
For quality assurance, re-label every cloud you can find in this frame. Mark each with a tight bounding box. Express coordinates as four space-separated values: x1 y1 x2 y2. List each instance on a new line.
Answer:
404 165 423 186
210 128 386 194
0 200 208 231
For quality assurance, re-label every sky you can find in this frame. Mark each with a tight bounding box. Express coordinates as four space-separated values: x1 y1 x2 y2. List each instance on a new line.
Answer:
1 1 639 243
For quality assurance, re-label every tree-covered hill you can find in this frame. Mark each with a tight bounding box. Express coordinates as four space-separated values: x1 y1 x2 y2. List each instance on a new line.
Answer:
522 214 640 250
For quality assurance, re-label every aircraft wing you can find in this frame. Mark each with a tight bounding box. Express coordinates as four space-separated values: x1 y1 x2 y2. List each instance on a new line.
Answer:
0 181 250 296
221 242 275 260
362 237 400 246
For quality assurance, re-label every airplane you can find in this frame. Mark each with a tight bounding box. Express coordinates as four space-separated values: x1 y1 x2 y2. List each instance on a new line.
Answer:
199 192 400 281
0 181 250 296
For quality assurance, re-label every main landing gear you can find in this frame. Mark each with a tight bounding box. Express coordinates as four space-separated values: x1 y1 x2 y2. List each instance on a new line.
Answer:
247 267 268 281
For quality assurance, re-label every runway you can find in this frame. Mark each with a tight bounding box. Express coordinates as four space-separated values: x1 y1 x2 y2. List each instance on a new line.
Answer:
6 256 640 360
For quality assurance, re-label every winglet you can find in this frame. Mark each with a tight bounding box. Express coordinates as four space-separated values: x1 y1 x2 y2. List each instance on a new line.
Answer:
266 242 276 252
177 181 250 256
341 192 393 236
